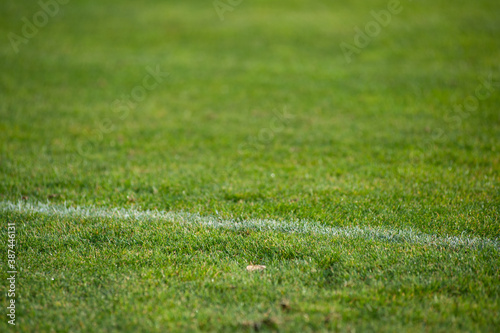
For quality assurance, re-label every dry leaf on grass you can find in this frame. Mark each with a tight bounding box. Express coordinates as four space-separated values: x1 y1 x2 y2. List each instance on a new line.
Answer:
246 265 266 272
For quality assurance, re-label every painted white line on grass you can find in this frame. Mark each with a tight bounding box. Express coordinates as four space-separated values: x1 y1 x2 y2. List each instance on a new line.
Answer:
1 201 498 250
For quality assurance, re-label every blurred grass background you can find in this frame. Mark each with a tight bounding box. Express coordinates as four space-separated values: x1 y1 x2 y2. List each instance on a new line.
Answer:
1 0 499 237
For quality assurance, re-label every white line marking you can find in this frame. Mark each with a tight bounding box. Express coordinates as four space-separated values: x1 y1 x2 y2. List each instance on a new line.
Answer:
1 200 498 250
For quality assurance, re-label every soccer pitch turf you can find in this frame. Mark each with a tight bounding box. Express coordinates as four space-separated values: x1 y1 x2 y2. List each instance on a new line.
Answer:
1 0 499 331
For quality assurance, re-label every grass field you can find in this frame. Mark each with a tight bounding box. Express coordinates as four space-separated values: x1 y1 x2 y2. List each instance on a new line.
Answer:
1 0 499 331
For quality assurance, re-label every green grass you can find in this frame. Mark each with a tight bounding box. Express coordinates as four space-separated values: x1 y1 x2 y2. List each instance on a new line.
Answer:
1 0 499 331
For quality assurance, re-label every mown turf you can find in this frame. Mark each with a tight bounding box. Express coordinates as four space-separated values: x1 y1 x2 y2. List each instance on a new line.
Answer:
1 0 499 331
1 209 499 332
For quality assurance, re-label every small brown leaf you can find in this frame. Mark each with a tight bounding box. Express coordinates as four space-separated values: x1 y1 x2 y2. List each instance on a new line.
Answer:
246 265 266 272
280 299 290 311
